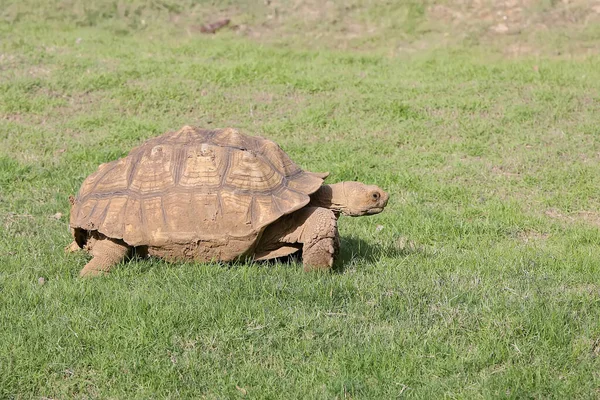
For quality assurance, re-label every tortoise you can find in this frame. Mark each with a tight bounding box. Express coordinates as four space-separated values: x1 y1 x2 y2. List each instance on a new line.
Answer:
67 126 389 277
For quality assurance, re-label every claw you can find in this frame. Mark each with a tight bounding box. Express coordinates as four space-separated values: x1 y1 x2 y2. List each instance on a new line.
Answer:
64 241 81 253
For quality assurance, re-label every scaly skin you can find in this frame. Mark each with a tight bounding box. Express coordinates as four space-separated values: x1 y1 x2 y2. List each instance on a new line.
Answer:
299 208 340 271
309 182 389 217
79 236 129 277
258 207 339 271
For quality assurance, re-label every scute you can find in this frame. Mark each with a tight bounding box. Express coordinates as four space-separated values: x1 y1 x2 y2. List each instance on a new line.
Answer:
70 126 326 258
225 149 283 191
178 145 225 189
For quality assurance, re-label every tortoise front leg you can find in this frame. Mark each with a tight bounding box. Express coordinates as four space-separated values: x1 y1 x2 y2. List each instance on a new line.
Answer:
256 206 339 271
79 237 129 277
299 207 339 271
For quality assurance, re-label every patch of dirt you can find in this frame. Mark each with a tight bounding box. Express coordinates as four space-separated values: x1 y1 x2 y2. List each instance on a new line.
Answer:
53 91 108 116
429 0 600 56
253 91 275 104
0 53 21 71
593 337 600 357
1 212 34 229
395 236 422 253
517 229 550 243
26 65 52 77
572 211 600 227
567 283 600 295
491 165 521 178
545 208 600 228
429 0 600 33
232 0 600 55
544 208 564 219
2 113 23 122
430 0 534 29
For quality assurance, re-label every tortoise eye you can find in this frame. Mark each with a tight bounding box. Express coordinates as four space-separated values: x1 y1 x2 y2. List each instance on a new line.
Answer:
371 192 380 201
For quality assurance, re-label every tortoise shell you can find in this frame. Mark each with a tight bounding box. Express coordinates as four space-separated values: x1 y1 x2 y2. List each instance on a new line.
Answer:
69 126 326 260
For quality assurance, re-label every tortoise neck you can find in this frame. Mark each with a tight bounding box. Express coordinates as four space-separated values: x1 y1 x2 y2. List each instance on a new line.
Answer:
309 183 347 216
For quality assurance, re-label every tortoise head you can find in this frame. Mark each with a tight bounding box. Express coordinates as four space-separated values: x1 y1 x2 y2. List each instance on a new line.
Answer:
310 182 389 217
337 181 389 216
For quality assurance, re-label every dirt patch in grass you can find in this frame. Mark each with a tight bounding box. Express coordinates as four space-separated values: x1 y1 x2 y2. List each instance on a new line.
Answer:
517 229 550 243
491 165 521 178
428 0 600 55
428 0 591 32
545 208 600 228
572 211 600 227
2 113 23 122
216 0 600 55
53 91 109 116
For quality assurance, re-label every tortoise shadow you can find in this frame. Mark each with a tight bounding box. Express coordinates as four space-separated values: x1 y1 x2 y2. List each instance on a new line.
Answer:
125 235 427 274
260 235 426 273
332 235 424 273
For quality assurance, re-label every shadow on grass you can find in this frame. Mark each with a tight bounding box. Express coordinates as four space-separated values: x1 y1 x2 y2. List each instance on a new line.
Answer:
260 235 425 273
106 235 424 275
333 235 424 273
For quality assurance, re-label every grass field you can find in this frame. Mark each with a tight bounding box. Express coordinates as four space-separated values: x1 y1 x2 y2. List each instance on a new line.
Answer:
1 0 600 398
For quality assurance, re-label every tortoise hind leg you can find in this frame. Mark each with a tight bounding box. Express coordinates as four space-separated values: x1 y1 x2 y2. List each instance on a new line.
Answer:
79 237 129 278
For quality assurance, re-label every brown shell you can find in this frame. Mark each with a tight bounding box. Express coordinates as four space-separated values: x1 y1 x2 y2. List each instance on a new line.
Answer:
70 126 326 257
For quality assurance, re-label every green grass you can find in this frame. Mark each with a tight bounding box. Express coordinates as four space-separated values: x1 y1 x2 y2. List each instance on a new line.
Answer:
1 1 600 398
